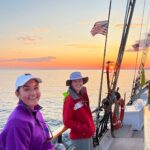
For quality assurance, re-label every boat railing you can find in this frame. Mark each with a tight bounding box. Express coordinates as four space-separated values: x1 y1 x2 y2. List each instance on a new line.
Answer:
51 108 106 143
129 80 150 104
51 80 150 150
51 108 98 142
51 106 110 149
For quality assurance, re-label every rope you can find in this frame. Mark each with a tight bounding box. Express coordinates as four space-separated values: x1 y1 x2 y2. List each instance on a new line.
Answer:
143 11 150 47
131 0 147 98
111 0 136 91
130 11 150 103
139 11 150 72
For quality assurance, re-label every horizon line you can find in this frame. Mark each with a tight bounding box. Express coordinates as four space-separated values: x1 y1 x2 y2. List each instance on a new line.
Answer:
0 67 150 70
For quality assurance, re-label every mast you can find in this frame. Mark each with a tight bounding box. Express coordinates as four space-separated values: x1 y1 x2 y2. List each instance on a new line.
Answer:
107 0 136 136
110 0 136 92
94 0 137 144
97 0 112 108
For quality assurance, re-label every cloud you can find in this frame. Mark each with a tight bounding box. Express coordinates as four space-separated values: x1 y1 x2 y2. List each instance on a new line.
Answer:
17 35 42 43
66 44 100 49
115 23 143 29
16 26 51 43
0 56 56 63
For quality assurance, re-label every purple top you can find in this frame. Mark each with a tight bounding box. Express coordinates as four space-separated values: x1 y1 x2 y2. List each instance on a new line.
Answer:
0 100 53 150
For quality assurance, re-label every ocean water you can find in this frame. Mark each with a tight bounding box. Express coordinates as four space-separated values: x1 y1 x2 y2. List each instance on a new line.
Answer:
0 69 150 132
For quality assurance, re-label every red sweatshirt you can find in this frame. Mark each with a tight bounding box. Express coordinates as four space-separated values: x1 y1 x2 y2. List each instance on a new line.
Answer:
63 87 95 139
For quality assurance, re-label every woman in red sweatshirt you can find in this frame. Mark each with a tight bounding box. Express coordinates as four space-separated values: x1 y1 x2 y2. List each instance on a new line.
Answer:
63 72 95 150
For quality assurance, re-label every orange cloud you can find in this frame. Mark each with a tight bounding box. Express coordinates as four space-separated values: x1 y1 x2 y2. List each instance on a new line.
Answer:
0 56 56 63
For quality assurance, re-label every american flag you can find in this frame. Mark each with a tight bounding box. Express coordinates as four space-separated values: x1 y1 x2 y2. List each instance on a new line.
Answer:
91 20 108 36
132 42 140 51
137 33 150 48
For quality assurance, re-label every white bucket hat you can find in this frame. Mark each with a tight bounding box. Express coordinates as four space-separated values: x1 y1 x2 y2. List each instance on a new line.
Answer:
66 72 88 86
15 73 42 91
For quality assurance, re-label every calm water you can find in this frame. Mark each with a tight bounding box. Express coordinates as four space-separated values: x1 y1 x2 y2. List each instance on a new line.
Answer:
0 69 150 132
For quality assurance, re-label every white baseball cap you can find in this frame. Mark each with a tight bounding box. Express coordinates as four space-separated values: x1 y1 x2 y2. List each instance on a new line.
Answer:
15 73 42 91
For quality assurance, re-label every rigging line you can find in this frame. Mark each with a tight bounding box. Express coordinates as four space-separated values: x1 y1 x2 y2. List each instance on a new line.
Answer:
141 11 150 63
131 0 146 97
111 0 136 91
133 0 146 78
140 10 150 65
97 0 112 108
123 0 130 33
129 12 150 104
144 11 150 46
110 0 130 90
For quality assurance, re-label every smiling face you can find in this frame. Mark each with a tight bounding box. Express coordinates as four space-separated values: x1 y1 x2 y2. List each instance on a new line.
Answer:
15 79 41 109
71 79 83 93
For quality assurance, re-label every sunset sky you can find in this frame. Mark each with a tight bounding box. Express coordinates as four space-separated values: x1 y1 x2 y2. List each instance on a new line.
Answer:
0 0 150 69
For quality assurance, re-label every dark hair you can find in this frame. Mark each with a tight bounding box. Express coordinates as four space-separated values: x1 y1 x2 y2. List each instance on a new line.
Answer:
69 81 72 86
16 87 21 93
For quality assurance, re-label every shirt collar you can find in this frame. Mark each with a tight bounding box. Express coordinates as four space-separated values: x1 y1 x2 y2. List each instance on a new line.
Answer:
18 99 42 113
68 88 80 100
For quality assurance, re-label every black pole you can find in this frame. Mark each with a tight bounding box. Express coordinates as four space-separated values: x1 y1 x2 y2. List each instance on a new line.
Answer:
106 61 112 93
97 0 112 108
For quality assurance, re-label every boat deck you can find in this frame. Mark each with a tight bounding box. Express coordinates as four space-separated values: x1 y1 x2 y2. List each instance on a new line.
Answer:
95 125 144 150
96 106 150 150
109 138 143 150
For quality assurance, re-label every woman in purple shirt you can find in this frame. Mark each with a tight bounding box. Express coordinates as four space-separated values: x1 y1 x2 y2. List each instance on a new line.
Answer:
0 73 54 150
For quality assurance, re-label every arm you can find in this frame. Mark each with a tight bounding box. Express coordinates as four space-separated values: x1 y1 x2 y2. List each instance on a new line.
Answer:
5 126 31 150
